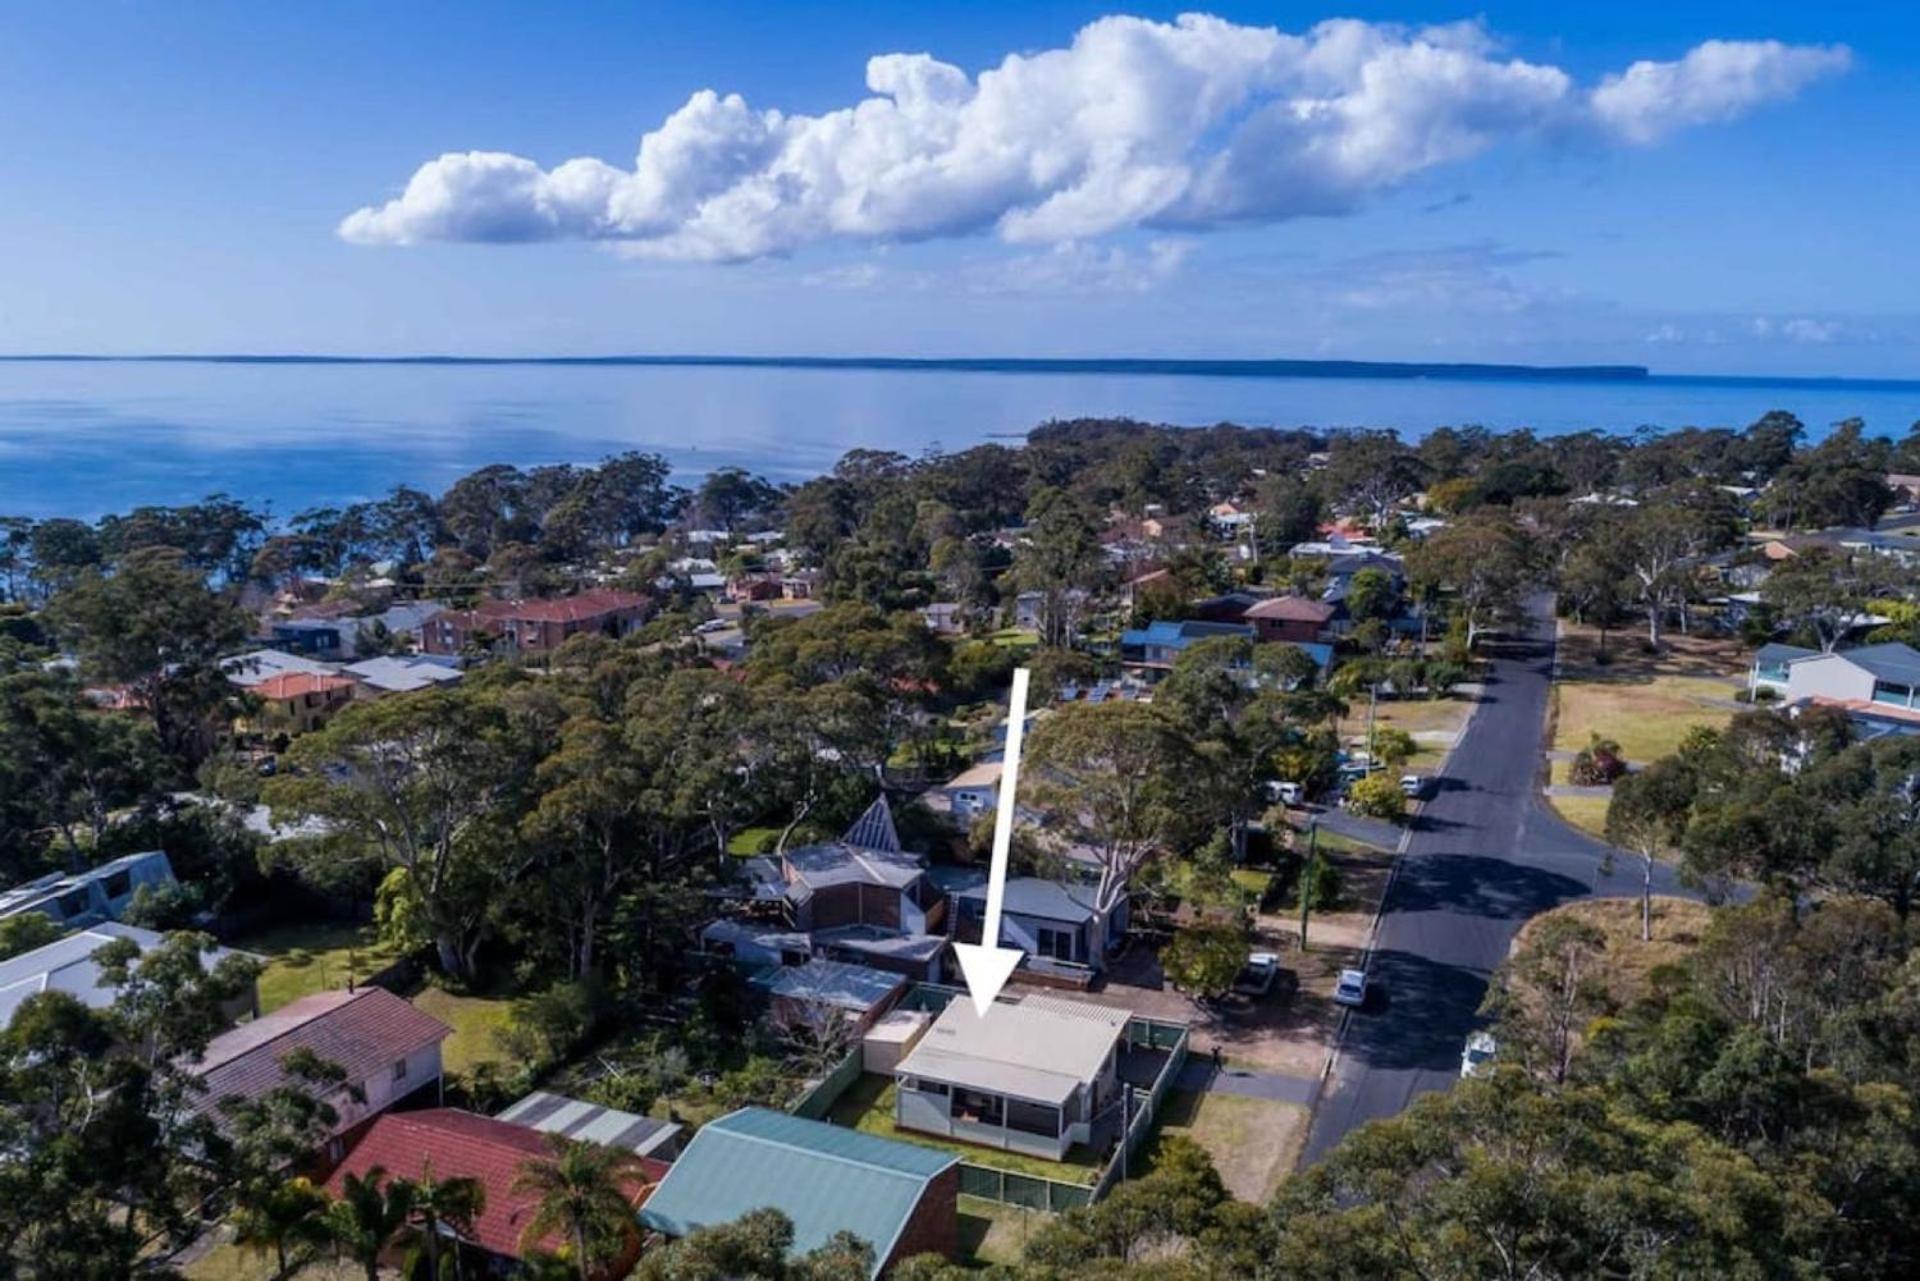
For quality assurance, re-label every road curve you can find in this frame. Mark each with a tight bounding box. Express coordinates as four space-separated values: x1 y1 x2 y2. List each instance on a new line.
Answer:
1301 596 1692 1164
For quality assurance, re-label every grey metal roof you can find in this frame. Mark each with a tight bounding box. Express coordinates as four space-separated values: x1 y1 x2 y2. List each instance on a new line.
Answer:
497 1091 681 1157
1834 642 1920 686
953 875 1101 925
0 922 247 1028
343 656 465 693
783 843 926 892
840 797 903 853
1753 642 1819 665
812 925 948 964
639 1107 954 1278
750 959 905 1013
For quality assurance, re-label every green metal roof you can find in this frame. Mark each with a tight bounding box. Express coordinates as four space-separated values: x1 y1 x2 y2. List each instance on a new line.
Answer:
638 1107 956 1277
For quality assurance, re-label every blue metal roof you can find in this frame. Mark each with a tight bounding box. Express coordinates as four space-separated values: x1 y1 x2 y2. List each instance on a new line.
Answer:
639 1107 955 1277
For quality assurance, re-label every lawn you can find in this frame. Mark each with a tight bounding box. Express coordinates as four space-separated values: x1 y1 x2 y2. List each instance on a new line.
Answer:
410 985 517 1076
232 920 408 1014
1551 621 1747 767
1547 794 1612 840
182 1242 367 1281
1337 693 1473 748
987 628 1041 649
1513 896 1711 1008
726 825 783 856
826 1072 1101 1184
1150 1088 1308 1202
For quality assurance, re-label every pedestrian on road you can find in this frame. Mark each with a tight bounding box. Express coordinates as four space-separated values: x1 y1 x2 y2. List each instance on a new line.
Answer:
1211 1044 1222 1072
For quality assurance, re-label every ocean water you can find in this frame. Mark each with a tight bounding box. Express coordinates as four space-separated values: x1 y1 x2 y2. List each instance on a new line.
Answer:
1 359 1918 519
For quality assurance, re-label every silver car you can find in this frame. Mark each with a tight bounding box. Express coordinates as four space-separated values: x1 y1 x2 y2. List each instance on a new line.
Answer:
1332 968 1369 1008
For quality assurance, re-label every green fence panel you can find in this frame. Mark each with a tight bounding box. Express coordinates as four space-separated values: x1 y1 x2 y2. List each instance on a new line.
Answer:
788 1047 862 1119
959 1164 1006 1201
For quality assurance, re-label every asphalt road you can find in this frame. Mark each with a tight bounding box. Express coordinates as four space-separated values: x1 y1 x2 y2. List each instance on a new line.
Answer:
1301 596 1694 1164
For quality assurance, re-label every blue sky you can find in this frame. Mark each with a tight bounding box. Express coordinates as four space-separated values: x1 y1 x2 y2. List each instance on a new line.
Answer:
0 1 1912 375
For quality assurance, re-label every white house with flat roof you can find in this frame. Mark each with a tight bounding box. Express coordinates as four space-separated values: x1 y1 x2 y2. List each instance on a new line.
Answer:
893 993 1128 1161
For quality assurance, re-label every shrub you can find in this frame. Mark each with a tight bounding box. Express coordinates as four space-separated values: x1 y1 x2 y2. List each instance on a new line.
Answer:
1294 859 1343 911
1162 919 1249 1000
1569 734 1628 786
1347 774 1407 822
1370 727 1417 770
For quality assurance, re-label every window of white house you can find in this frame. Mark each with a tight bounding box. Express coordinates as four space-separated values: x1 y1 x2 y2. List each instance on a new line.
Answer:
392 1058 408 1082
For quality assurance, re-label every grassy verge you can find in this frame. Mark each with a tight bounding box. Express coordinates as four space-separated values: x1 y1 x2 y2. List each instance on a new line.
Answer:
230 920 407 1014
726 825 783 856
1150 1089 1308 1202
826 1073 1100 1184
1547 794 1612 840
1551 620 1747 767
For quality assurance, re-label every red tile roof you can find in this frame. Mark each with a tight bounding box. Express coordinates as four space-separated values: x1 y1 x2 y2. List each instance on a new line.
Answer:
253 671 358 700
477 590 650 625
191 988 450 1124
326 1109 664 1261
1242 595 1336 623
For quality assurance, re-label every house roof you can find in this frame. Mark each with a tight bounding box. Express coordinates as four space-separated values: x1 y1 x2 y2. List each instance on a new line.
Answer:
1120 619 1255 650
841 796 903 854
0 849 174 919
327 1109 662 1261
221 649 341 687
1242 595 1336 623
953 875 1100 925
0 921 245 1027
783 843 926 893
191 987 450 1123
343 656 464 694
700 918 812 954
1753 642 1819 666
750 959 905 1014
480 589 649 624
1325 552 1403 576
252 671 358 700
940 761 1003 791
893 993 1130 1106
497 1091 682 1157
1823 642 1920 686
639 1107 954 1278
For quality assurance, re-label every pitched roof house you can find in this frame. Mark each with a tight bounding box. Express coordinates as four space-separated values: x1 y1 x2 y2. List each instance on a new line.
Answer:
417 589 652 656
1242 595 1336 644
191 987 451 1151
639 1108 958 1279
893 993 1130 1161
327 1108 664 1273
0 850 177 928
1768 641 1920 739
0 920 254 1029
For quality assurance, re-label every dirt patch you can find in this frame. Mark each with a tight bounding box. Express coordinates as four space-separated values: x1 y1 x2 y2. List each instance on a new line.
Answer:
1557 620 1750 685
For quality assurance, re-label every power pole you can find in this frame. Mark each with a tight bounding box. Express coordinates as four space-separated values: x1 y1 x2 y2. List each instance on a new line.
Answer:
1299 819 1320 953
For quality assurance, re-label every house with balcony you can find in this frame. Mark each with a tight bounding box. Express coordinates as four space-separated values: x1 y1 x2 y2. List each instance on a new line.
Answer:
1749 642 1819 698
942 871 1128 986
893 993 1130 1161
1770 641 1920 740
416 589 651 657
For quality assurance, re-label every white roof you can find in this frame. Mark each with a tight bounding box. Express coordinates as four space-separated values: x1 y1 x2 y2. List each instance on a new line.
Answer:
221 649 340 687
343 656 465 693
0 922 247 1027
894 993 1129 1106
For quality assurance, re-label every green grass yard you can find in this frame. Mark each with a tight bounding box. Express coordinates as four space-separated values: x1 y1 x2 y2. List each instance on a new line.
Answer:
410 985 517 1077
957 1195 1046 1266
1150 1088 1308 1201
233 920 407 1014
826 1073 1101 1184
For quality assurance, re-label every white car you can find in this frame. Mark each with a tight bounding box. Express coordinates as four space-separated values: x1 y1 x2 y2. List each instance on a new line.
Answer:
1461 1031 1498 1078
1399 774 1428 799
1332 968 1369 1008
1234 951 1280 997
693 618 731 634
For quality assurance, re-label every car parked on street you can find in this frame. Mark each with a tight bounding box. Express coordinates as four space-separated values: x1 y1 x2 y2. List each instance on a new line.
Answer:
1333 968 1369 1008
1399 773 1428 799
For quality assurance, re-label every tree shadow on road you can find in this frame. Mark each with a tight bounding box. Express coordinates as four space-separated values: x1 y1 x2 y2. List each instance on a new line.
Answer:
1385 853 1590 921
1340 947 1489 1073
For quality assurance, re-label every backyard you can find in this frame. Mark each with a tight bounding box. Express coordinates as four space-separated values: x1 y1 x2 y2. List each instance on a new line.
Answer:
231 920 516 1079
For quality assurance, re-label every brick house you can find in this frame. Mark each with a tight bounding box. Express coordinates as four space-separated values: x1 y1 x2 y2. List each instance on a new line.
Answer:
417 589 652 656
1242 595 1337 644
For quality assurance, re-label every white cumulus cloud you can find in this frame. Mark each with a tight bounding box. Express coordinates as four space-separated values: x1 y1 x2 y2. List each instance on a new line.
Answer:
339 14 1849 263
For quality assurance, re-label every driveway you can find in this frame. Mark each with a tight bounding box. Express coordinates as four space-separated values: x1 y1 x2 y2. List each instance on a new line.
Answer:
1301 594 1695 1164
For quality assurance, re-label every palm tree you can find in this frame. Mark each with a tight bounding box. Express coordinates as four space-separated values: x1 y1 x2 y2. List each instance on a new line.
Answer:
230 1176 329 1279
511 1136 645 1281
395 1163 486 1281
323 1166 415 1281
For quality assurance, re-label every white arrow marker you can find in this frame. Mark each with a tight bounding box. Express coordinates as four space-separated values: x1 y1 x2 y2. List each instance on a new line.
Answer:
952 666 1031 1017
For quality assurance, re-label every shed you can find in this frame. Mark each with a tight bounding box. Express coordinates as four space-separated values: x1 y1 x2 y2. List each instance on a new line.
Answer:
862 1009 932 1074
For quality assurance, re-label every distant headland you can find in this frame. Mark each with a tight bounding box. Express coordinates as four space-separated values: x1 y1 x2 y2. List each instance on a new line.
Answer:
0 352 1653 382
